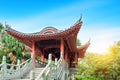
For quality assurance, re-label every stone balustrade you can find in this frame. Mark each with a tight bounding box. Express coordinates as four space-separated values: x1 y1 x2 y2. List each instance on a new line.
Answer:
0 56 33 80
35 53 66 80
0 53 68 80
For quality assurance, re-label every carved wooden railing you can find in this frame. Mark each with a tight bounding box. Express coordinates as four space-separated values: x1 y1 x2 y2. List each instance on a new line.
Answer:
0 56 33 80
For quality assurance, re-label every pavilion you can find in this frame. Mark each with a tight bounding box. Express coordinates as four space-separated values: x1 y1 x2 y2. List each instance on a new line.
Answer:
5 17 90 68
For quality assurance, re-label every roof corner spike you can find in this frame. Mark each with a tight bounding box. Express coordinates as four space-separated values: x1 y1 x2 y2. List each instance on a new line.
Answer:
4 22 11 31
79 14 82 22
73 15 82 26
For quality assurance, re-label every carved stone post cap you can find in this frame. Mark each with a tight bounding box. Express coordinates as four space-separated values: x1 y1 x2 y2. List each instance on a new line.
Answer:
17 59 20 65
2 56 6 61
55 58 57 65
48 54 52 60
48 54 52 63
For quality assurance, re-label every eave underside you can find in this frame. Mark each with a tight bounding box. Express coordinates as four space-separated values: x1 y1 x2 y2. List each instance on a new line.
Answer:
5 21 82 53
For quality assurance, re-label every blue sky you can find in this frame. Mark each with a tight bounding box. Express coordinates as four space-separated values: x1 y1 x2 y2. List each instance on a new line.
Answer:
0 0 120 53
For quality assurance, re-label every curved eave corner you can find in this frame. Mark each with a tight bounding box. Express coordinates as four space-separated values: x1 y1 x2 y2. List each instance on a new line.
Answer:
5 25 24 38
77 39 90 58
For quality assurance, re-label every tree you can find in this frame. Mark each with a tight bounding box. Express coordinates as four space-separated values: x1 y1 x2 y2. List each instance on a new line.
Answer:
107 41 120 79
108 41 120 55
1 31 26 59
75 41 120 80
0 23 4 32
0 23 6 63
76 38 81 46
0 24 27 63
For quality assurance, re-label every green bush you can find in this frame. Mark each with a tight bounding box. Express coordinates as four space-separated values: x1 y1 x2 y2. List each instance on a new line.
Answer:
24 53 31 60
74 74 104 80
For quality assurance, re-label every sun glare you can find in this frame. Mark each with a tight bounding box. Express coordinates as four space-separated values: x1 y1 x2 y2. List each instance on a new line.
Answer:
87 40 113 54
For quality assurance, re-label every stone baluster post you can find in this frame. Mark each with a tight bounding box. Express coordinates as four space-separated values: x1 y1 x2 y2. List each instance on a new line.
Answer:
55 58 57 77
48 54 52 64
17 59 20 77
45 54 52 79
55 58 57 65
30 70 35 80
2 56 7 80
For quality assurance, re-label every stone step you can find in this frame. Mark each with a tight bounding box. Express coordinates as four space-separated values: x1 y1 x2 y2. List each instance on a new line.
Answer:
22 68 43 79
20 68 44 79
13 79 30 80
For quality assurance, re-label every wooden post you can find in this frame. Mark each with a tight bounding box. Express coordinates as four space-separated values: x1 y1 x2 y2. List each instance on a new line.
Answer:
67 56 70 68
75 53 78 68
60 38 65 66
41 53 44 67
60 39 64 59
65 53 68 68
32 41 36 67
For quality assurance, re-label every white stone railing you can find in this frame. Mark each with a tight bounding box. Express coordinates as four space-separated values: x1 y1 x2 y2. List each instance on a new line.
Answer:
0 63 3 78
54 56 66 80
35 62 51 80
0 54 67 80
35 54 52 80
0 56 33 80
35 53 66 80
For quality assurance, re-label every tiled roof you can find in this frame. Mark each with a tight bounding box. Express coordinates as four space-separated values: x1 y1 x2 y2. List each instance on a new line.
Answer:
5 19 82 40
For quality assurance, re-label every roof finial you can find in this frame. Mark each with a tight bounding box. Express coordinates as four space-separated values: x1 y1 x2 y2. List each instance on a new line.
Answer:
79 14 82 22
4 21 11 31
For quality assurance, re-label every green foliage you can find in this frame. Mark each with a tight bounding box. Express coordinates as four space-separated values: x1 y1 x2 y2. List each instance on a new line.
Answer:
0 23 4 32
76 38 81 46
24 53 31 60
0 24 28 63
76 41 120 80
108 41 120 54
1 31 26 59
74 74 104 80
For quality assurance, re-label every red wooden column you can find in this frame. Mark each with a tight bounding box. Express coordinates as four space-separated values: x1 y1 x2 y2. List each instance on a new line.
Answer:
67 56 70 68
32 41 36 66
60 39 64 59
65 52 69 68
75 53 78 68
40 53 44 67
